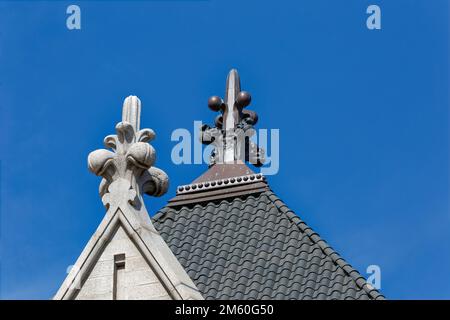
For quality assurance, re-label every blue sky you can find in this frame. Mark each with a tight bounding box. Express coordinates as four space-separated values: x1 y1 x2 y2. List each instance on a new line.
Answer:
0 0 448 299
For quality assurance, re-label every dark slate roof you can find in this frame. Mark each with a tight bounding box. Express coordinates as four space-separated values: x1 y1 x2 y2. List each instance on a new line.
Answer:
152 189 384 300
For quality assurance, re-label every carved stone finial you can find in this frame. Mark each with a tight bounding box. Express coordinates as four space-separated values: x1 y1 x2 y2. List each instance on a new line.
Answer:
87 96 169 211
202 69 264 166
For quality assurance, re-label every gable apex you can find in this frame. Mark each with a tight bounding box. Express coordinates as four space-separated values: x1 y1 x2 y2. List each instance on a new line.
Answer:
54 201 203 300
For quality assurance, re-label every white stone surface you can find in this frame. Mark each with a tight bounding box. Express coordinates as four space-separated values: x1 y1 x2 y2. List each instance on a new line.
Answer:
75 225 170 300
54 203 203 300
54 96 203 300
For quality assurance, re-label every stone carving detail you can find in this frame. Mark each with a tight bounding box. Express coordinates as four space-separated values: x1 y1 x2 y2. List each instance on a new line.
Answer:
88 96 169 210
201 69 265 166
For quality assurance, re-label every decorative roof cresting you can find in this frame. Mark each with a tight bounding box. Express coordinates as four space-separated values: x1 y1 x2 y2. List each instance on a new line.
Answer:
87 96 169 211
201 69 265 166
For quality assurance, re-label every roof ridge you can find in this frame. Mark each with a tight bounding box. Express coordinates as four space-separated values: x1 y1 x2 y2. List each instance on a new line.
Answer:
264 189 385 300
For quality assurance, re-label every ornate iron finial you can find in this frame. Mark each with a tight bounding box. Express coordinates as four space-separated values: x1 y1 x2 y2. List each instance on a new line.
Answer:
87 96 169 211
201 69 264 166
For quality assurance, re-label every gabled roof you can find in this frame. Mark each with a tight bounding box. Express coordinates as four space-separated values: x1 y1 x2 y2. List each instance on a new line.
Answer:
55 192 203 300
152 167 384 300
152 69 384 300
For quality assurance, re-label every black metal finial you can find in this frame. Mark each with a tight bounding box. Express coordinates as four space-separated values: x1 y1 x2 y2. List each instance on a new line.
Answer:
201 69 264 166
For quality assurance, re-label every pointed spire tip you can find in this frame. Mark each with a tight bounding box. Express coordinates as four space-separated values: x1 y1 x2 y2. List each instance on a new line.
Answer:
122 95 141 130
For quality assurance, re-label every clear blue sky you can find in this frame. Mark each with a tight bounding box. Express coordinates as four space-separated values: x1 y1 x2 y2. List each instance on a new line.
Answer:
0 0 448 299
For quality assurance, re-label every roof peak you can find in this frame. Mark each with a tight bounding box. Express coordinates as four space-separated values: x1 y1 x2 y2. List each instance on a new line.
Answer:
170 71 270 205
167 162 268 207
192 161 255 183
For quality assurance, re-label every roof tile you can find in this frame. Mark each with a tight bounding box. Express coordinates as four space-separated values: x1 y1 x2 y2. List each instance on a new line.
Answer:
153 190 385 300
